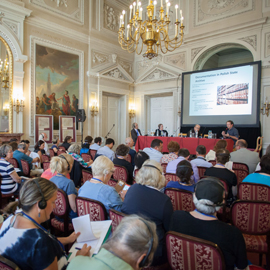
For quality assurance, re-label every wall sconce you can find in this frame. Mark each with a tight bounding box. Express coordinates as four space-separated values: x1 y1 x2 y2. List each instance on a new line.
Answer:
261 97 270 117
3 104 9 116
13 98 24 114
90 99 98 117
129 104 136 119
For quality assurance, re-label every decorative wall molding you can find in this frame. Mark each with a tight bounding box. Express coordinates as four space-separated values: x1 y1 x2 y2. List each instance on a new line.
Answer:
100 64 134 83
91 50 110 68
29 0 84 25
119 58 133 75
194 0 253 26
164 52 186 70
191 46 206 62
103 1 121 33
30 36 84 136
239 35 257 51
3 19 19 38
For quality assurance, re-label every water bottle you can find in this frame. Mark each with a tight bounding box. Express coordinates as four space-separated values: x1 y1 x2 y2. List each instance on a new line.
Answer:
148 130 150 136
189 129 192 137
195 131 198 138
208 130 212 139
142 129 145 136
167 130 170 136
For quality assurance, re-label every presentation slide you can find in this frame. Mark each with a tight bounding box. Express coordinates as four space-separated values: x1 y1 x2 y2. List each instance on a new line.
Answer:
189 65 253 116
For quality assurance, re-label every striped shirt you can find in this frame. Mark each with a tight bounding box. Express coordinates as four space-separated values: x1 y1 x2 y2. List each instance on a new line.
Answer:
0 159 18 194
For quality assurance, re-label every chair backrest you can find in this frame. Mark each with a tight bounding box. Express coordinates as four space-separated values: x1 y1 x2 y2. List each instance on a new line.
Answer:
238 182 270 201
255 136 263 153
43 161 50 171
231 200 270 234
21 159 30 177
53 189 68 217
82 170 93 184
165 188 195 211
161 163 167 173
81 153 91 163
76 196 107 221
108 178 117 187
197 166 207 179
59 146 66 151
49 149 55 158
42 155 50 162
57 150 66 156
9 158 19 168
232 162 249 172
208 160 216 166
164 173 180 186
126 154 132 163
89 149 97 160
109 209 126 232
166 231 226 270
113 165 128 182
0 255 21 270
134 168 139 177
233 168 249 186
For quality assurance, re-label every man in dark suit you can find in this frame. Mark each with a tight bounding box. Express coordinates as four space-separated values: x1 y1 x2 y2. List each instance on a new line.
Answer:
131 122 142 146
154 124 168 137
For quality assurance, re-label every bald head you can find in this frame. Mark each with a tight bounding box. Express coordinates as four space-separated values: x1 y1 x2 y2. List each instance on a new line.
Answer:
125 137 134 147
236 139 248 149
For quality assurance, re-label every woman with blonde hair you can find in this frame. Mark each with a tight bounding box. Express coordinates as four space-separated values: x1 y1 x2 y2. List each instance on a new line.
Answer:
121 160 173 266
0 177 90 270
50 153 78 219
79 155 124 215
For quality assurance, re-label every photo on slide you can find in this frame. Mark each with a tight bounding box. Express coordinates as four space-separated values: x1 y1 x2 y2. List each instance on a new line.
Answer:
217 83 248 106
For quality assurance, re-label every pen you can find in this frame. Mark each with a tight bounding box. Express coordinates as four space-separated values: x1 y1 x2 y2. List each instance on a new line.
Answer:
75 247 81 250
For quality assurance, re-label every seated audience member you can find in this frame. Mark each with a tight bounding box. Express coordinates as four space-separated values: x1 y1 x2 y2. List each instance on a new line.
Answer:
255 144 270 171
166 160 195 192
113 144 134 185
204 149 237 204
166 148 199 183
50 154 78 219
68 144 93 168
21 140 30 156
0 145 21 195
143 139 163 163
96 138 115 161
154 124 168 137
0 177 90 270
13 143 39 172
122 160 173 266
134 151 149 171
205 139 227 161
38 132 49 155
230 139 260 173
51 137 60 156
90 137 102 150
79 156 124 214
243 155 270 186
161 141 180 164
125 137 136 166
191 145 213 168
41 167 70 180
170 177 248 270
61 135 72 150
9 138 18 143
33 140 46 163
80 136 93 155
67 215 158 270
9 141 18 152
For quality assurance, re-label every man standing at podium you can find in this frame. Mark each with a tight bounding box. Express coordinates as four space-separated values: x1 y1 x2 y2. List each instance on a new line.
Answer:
131 122 142 146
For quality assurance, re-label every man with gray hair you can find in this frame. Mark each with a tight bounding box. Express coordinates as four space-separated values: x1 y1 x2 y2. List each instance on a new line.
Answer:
170 177 248 270
125 137 136 166
67 215 158 270
131 123 142 146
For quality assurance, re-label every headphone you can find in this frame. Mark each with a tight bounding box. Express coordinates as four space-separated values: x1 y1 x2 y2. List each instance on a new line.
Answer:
59 155 70 171
1 145 9 158
142 164 162 175
40 133 44 139
138 218 154 268
33 179 47 210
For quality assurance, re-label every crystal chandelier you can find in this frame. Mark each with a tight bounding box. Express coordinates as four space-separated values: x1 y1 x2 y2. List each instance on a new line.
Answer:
118 0 184 59
0 53 9 90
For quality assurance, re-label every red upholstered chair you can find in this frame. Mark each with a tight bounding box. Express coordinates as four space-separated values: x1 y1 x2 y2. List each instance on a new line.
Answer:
59 146 66 151
161 163 167 174
238 182 270 201
50 189 74 236
166 231 226 270
208 160 216 166
134 169 139 177
109 209 126 232
234 168 249 186
90 149 97 160
231 200 270 267
81 153 91 163
113 165 128 183
49 149 55 158
57 150 66 156
197 166 207 179
9 158 19 168
164 173 180 186
126 154 132 163
0 254 21 270
21 159 31 177
76 197 107 221
232 162 249 172
82 170 93 184
42 161 50 171
165 188 195 211
42 155 50 162
108 178 117 187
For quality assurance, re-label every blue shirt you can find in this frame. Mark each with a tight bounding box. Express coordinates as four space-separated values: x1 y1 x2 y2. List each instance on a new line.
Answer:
90 143 101 151
0 159 18 194
191 157 213 168
78 181 122 215
243 173 270 186
97 146 115 161
227 126 239 143
143 147 163 163
165 181 195 192
13 150 33 171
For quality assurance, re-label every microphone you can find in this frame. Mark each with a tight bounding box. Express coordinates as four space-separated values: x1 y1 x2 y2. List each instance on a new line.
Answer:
200 126 206 138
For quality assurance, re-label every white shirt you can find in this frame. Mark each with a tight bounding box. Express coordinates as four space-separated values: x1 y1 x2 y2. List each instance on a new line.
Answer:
143 147 163 163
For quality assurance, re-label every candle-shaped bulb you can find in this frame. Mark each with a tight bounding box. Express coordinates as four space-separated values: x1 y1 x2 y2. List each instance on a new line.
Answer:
138 1 141 7
139 7 143 18
129 5 133 20
161 0 163 7
175 4 178 20
154 1 157 18
167 2 170 15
